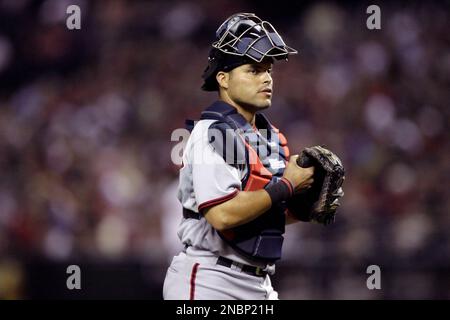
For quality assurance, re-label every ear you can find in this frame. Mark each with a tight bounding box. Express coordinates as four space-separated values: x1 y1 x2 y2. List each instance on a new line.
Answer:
216 71 229 90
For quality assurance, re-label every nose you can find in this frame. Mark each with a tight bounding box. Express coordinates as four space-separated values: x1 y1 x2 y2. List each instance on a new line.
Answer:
262 70 272 84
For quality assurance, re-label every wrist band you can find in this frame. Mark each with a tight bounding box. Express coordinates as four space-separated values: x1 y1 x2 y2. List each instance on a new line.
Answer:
266 178 294 205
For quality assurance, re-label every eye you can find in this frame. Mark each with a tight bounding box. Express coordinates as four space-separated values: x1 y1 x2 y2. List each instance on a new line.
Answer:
249 68 258 75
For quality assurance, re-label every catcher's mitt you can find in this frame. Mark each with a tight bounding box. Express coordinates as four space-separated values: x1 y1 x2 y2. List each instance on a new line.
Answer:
287 146 345 225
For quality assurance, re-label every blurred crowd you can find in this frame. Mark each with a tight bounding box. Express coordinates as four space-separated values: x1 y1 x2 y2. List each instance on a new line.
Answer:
0 0 449 299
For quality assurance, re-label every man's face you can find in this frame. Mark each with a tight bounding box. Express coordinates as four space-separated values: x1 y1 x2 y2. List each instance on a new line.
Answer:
225 60 273 111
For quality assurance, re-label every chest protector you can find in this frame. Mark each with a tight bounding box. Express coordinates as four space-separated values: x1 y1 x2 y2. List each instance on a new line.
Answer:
185 101 290 263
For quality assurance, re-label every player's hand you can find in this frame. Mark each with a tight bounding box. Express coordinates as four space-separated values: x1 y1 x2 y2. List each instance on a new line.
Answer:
283 155 315 193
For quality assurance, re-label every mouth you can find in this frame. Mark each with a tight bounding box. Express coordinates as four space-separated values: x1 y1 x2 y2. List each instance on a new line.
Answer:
259 88 273 95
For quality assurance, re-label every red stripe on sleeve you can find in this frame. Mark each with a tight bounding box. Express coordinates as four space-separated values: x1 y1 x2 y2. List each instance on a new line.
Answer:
198 189 239 211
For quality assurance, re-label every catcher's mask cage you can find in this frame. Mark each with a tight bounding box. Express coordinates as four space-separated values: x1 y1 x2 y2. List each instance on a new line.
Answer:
202 12 298 91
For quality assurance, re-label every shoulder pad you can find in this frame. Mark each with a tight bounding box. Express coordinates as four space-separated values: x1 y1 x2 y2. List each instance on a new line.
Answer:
208 121 247 169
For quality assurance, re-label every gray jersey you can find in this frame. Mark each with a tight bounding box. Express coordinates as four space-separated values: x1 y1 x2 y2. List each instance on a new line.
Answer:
177 119 267 267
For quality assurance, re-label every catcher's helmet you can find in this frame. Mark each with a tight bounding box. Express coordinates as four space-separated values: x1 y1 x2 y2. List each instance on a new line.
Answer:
201 13 298 91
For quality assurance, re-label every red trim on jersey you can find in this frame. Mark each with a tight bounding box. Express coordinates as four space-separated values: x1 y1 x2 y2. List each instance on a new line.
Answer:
189 263 200 300
198 189 239 211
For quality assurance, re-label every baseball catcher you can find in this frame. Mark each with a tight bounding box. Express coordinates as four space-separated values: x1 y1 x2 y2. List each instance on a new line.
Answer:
163 12 346 300
287 146 345 225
